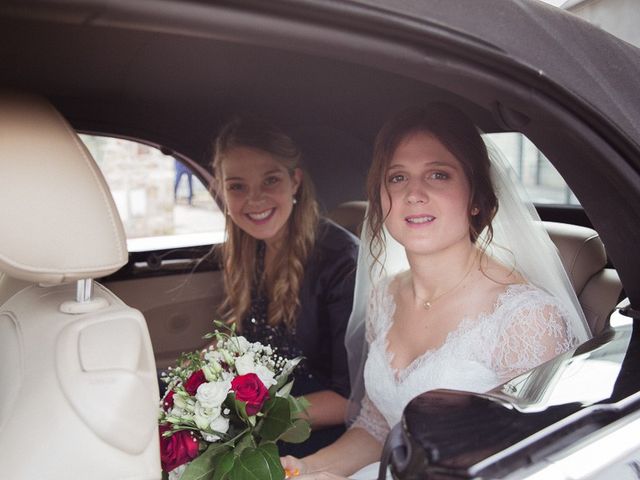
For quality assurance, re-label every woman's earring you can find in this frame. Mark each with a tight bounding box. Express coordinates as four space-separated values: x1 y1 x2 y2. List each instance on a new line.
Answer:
471 207 480 215
293 197 298 205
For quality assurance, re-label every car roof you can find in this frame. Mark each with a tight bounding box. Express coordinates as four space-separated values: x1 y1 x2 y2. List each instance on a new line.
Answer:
2 0 639 160
351 0 640 151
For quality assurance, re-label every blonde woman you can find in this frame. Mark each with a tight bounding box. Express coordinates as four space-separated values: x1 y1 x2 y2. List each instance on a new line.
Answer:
212 116 359 456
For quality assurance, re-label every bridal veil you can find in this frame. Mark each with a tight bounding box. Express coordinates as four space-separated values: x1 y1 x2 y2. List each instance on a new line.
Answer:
344 109 592 422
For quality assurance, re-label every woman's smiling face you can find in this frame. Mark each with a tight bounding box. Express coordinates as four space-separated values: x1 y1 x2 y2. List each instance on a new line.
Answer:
381 131 472 256
220 146 301 245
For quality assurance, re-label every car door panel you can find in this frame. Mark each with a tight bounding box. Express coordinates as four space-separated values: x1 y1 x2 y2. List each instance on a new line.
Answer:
103 270 224 369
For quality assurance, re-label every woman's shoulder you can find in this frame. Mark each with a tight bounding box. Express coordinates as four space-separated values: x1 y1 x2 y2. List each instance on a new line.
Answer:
384 270 409 296
479 258 562 314
369 271 407 315
310 218 359 265
489 282 580 379
489 282 573 341
497 283 565 312
302 218 359 287
315 217 359 249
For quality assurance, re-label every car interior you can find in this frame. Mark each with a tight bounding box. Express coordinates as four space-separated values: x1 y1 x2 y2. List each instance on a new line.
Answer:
1 1 638 478
0 93 159 476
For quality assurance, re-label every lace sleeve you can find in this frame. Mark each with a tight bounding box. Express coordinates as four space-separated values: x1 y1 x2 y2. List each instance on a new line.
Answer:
492 288 580 381
365 276 394 344
349 393 389 444
365 287 377 345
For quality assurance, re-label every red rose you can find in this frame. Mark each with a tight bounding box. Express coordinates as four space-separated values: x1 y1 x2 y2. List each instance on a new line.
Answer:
159 424 200 473
231 373 269 415
162 390 175 411
184 369 206 396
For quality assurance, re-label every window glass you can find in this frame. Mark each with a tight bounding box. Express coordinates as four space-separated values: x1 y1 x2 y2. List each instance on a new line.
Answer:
483 133 580 205
79 134 225 251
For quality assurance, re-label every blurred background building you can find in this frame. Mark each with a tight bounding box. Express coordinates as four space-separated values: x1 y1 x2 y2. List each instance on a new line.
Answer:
562 0 639 47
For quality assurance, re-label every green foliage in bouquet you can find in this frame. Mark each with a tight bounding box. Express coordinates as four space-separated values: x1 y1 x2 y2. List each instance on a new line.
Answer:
159 322 311 480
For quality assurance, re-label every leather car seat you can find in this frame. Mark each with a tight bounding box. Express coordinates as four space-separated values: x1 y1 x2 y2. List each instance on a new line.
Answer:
328 202 622 336
328 200 368 237
0 272 30 305
543 221 622 336
0 93 160 479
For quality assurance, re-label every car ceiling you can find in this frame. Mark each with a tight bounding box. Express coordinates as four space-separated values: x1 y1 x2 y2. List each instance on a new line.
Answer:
2 0 640 308
0 1 499 208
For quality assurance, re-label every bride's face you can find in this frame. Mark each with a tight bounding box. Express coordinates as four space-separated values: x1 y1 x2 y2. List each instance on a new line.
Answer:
380 131 472 256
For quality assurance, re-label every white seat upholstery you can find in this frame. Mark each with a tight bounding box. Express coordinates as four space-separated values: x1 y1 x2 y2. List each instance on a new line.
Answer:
0 272 30 305
0 93 160 479
328 202 622 336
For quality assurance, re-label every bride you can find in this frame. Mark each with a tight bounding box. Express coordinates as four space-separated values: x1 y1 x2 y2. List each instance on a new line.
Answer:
281 104 592 479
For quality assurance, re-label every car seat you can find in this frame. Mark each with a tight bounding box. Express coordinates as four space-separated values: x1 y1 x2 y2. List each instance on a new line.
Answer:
0 93 160 479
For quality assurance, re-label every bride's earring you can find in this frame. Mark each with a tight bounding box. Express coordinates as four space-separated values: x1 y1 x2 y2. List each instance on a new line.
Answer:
471 207 480 216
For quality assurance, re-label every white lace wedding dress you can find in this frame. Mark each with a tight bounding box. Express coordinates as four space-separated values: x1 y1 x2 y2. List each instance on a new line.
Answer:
349 275 581 479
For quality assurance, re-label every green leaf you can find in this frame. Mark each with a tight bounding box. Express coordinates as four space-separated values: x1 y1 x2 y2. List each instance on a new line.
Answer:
259 443 285 479
288 395 310 416
278 418 311 444
273 357 303 391
234 432 257 457
274 380 293 398
229 394 251 425
181 443 231 480
257 397 291 441
228 444 285 480
212 450 236 480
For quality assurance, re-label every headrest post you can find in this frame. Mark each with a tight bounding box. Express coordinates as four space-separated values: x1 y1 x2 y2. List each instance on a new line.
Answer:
76 279 93 303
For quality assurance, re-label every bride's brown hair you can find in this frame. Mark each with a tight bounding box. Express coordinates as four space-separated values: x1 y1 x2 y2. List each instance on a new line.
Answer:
366 103 498 266
212 116 319 330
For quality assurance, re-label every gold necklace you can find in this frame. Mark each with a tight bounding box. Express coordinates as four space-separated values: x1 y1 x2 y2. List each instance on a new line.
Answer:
413 259 476 310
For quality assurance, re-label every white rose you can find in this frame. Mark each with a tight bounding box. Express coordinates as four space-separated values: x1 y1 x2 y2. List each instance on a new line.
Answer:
173 392 188 409
196 380 230 409
235 353 276 387
254 364 277 387
211 415 230 436
232 336 251 353
194 404 220 430
234 353 256 375
200 414 229 442
204 350 224 365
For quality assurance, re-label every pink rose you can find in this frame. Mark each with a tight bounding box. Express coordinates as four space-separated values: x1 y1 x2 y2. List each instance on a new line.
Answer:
231 373 269 416
159 424 200 473
184 370 206 396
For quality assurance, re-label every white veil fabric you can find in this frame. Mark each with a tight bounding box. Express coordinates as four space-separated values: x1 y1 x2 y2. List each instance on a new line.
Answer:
344 136 592 424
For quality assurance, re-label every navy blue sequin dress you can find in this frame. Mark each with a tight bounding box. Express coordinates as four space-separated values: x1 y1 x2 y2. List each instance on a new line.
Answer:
241 219 358 456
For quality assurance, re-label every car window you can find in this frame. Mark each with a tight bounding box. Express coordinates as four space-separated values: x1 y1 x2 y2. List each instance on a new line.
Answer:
484 132 580 205
79 134 225 252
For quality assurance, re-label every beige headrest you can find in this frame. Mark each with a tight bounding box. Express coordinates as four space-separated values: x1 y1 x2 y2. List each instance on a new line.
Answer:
328 200 368 237
543 221 607 296
0 93 127 284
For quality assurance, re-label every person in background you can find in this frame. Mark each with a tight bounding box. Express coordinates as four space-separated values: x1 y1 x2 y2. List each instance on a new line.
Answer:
175 158 194 205
212 115 359 456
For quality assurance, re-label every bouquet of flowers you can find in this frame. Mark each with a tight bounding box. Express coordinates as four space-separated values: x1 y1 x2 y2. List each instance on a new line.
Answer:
159 322 310 480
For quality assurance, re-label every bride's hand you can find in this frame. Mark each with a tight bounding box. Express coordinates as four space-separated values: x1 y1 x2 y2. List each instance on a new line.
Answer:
297 473 348 480
281 455 308 477
281 456 349 480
